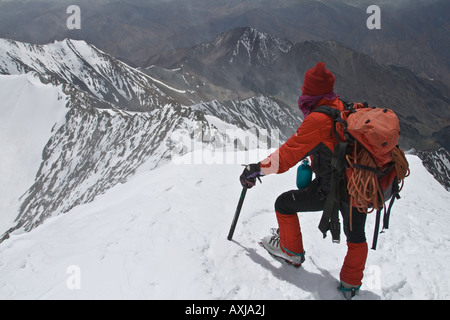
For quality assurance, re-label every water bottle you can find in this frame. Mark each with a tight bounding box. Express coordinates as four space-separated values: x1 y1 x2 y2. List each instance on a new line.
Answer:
296 159 312 189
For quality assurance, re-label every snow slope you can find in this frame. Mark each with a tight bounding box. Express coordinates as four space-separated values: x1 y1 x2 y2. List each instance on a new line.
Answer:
0 150 449 300
0 73 68 229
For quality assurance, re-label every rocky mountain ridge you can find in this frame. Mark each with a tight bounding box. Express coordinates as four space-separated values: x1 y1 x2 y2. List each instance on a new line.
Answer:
0 37 301 239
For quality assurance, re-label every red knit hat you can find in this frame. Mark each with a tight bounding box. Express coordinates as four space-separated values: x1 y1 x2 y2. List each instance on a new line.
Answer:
301 62 335 96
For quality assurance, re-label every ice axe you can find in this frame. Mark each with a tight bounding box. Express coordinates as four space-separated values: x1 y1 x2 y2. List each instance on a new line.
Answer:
228 165 262 241
227 187 248 241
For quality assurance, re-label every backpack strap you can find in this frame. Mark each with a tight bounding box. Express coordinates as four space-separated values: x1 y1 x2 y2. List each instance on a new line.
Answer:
318 141 348 243
382 178 401 231
371 209 382 250
313 105 342 142
314 104 354 143
371 178 400 250
314 105 350 243
314 105 341 119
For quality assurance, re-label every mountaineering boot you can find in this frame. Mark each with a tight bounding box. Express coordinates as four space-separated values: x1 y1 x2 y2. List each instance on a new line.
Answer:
337 281 361 300
259 228 305 268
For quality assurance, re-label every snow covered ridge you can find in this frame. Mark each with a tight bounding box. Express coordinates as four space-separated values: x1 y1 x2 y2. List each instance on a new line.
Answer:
6 94 299 237
0 68 301 240
0 38 174 112
0 36 303 238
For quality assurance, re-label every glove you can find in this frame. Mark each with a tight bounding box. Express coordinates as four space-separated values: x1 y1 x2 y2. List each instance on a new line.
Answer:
240 163 263 189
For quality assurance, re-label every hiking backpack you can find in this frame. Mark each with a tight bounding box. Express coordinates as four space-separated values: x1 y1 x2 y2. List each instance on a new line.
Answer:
314 101 410 250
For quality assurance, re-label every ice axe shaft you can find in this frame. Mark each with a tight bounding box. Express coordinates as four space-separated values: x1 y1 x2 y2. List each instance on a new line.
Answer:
227 187 248 241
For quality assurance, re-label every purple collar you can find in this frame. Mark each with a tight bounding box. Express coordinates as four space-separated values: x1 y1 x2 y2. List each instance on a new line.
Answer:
298 92 339 117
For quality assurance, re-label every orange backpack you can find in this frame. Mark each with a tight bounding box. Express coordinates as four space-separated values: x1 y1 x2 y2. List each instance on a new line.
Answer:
315 101 410 249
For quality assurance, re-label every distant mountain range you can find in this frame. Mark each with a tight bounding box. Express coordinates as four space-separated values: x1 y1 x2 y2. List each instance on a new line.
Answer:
0 0 448 86
146 26 450 152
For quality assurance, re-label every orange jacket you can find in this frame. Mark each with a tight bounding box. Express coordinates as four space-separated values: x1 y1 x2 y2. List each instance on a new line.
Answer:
260 98 345 194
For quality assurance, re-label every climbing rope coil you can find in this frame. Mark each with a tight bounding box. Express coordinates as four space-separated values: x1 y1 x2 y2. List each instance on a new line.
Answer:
346 144 410 215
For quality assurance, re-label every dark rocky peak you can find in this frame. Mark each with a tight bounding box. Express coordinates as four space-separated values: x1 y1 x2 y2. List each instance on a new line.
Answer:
189 27 293 67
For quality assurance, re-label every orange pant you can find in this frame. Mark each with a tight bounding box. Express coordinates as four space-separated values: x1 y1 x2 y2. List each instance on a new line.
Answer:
276 210 368 286
340 242 368 286
276 211 304 255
